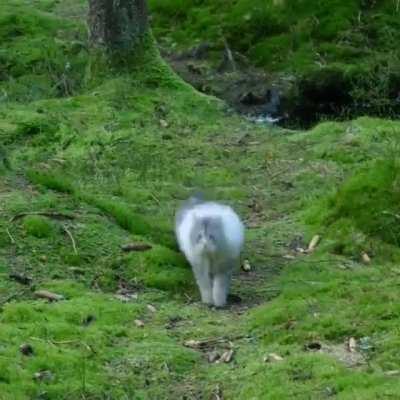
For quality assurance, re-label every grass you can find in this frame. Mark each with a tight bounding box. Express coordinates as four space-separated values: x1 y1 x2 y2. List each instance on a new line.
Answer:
1 1 400 399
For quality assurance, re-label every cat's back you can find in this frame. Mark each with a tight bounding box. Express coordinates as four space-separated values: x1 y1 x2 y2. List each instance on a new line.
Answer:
196 202 244 249
177 201 244 251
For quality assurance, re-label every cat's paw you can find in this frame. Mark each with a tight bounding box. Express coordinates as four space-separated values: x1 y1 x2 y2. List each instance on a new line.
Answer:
200 293 213 305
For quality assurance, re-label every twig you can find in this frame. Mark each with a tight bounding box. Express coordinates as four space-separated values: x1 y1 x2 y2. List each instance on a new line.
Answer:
121 243 152 252
10 211 76 223
62 225 78 255
6 228 15 244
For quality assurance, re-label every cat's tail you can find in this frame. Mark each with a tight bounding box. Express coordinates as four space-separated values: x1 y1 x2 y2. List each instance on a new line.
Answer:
186 191 205 207
175 192 205 228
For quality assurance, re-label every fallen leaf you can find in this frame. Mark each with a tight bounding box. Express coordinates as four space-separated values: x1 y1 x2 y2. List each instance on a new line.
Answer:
114 292 138 302
207 350 220 363
147 304 157 313
213 384 223 400
282 254 296 260
183 339 203 349
241 259 252 272
134 319 145 328
159 119 169 128
217 349 234 363
348 337 357 353
34 290 64 302
384 370 400 376
263 352 284 363
361 252 371 264
33 370 53 382
307 235 320 252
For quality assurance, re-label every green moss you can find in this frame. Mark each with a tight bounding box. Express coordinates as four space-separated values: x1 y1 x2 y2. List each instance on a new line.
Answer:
304 159 400 259
0 2 86 102
28 170 75 194
23 215 56 238
3 1 400 398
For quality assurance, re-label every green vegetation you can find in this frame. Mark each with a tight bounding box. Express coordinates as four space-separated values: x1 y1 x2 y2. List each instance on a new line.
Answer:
1 1 400 399
150 0 400 122
23 215 56 238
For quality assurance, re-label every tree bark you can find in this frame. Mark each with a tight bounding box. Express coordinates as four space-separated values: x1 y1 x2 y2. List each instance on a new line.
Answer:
88 0 148 54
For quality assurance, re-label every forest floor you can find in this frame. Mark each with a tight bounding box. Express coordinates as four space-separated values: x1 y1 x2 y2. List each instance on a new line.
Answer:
1 1 400 399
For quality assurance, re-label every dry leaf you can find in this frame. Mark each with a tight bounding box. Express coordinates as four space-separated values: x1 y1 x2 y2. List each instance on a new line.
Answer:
147 304 157 313
263 353 283 363
134 319 145 328
213 384 223 400
183 339 203 349
361 252 371 264
33 370 53 382
263 352 284 363
34 290 64 302
307 235 320 252
159 119 169 128
207 350 220 363
241 259 251 272
384 370 400 376
283 254 296 260
114 292 138 302
348 337 357 353
217 349 234 363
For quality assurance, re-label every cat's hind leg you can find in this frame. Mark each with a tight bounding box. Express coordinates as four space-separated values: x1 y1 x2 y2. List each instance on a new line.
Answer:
192 262 213 304
212 271 232 308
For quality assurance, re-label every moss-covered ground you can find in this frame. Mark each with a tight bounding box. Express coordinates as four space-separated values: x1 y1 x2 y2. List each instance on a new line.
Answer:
1 1 400 399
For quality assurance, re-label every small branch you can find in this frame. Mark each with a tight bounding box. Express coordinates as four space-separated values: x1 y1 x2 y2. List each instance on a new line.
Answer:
10 211 76 223
62 225 78 255
121 243 152 252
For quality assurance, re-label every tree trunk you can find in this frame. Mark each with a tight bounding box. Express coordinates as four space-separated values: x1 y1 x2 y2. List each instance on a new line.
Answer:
88 0 148 54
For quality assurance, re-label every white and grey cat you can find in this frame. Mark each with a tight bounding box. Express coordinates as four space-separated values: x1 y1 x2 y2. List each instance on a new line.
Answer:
175 195 245 307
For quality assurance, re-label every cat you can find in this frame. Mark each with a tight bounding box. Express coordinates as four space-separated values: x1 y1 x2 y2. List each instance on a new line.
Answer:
175 194 245 307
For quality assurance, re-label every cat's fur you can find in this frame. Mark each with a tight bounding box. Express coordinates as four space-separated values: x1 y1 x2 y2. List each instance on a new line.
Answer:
175 195 245 307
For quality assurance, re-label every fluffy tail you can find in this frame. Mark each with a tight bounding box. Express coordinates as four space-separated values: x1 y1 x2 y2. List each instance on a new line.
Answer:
185 192 205 207
175 192 205 228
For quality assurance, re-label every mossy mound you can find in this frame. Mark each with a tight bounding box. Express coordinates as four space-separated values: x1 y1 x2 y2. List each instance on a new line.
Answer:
297 117 400 260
